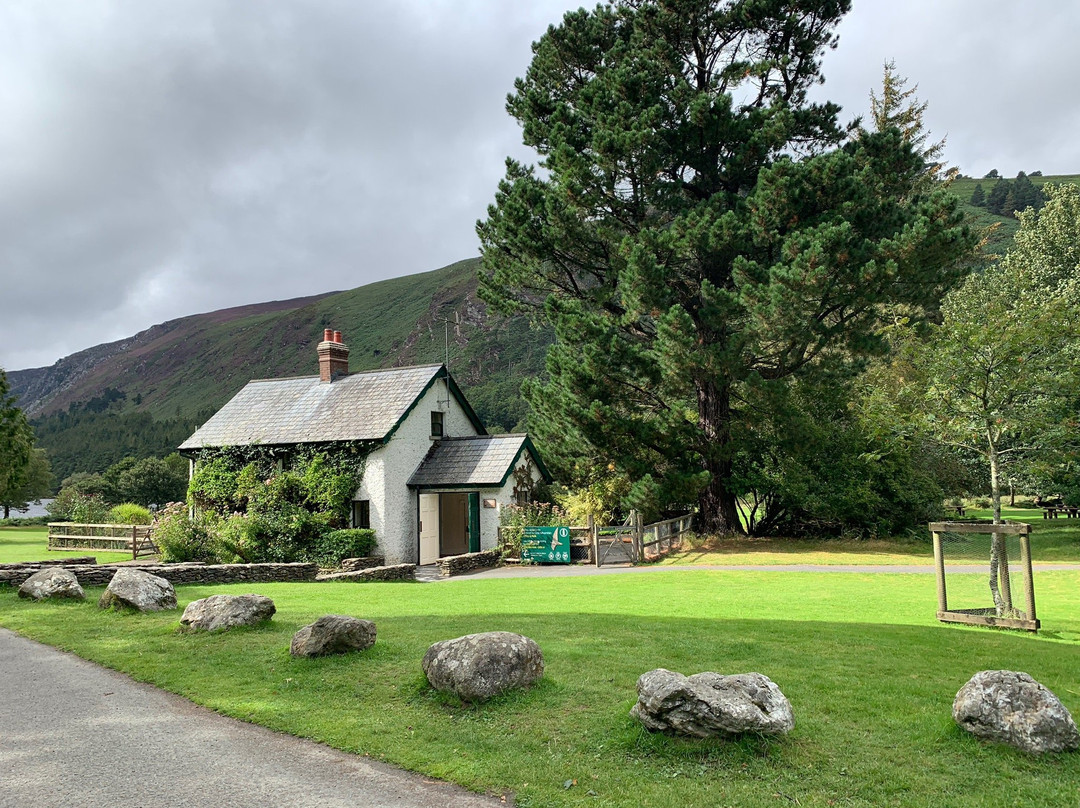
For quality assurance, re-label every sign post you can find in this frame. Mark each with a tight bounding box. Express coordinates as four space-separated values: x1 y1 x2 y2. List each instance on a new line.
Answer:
521 526 572 563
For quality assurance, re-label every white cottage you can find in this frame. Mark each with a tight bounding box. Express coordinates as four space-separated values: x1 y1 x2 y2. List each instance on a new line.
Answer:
178 329 550 565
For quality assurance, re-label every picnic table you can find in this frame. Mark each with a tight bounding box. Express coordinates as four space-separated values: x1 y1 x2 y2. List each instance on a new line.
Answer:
1042 506 1080 519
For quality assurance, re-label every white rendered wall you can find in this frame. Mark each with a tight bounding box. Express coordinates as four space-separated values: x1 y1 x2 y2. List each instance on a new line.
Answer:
422 452 546 552
357 378 479 564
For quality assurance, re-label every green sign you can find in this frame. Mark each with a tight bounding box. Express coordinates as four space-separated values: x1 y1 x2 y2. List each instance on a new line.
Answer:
521 526 572 563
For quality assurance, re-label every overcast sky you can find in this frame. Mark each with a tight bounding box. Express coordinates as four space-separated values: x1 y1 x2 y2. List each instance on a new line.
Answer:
2 1 1078 371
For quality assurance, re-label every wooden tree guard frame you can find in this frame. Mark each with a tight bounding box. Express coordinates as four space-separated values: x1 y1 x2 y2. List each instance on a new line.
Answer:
929 520 1039 633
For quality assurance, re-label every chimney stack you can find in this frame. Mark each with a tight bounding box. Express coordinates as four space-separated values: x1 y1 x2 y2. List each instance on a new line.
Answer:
317 328 350 382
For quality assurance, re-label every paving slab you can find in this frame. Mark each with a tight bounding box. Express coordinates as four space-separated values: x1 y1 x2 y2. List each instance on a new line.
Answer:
0 628 504 808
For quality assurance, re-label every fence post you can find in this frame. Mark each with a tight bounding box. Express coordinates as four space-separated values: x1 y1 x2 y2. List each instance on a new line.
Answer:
132 524 137 560
589 514 599 568
932 529 947 614
634 511 644 563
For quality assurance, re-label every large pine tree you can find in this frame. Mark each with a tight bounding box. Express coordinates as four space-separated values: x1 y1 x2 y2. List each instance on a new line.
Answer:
478 0 975 533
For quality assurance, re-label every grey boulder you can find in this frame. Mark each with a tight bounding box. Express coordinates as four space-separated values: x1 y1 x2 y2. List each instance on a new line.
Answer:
18 568 85 601
422 631 543 703
99 568 176 612
631 668 795 738
290 615 376 657
953 670 1079 754
180 594 276 632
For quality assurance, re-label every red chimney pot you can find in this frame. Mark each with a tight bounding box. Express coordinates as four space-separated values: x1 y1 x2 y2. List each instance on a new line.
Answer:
333 330 343 343
323 328 333 342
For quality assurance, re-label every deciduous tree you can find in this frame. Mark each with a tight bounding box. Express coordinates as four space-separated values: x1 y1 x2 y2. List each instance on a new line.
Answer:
478 0 975 533
912 184 1080 611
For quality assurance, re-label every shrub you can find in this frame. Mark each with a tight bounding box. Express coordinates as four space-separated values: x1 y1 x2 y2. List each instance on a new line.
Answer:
215 505 331 563
47 490 112 523
0 515 50 527
499 501 570 557
109 502 152 525
153 503 221 563
311 529 377 567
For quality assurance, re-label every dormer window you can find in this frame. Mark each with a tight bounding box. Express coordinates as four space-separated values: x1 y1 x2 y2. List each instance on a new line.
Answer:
430 411 444 438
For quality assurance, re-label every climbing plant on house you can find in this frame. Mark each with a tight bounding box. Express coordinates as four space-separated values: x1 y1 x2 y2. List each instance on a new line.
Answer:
161 443 374 565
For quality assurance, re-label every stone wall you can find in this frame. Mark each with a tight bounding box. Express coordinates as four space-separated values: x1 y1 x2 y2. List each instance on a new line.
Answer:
0 556 95 570
0 562 318 588
435 549 503 578
316 564 416 583
340 556 386 572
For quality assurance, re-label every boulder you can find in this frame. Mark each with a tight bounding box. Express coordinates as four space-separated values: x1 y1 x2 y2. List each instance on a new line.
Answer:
290 615 376 657
422 631 544 702
631 668 795 738
180 594 276 632
953 670 1079 754
98 568 177 612
18 568 85 601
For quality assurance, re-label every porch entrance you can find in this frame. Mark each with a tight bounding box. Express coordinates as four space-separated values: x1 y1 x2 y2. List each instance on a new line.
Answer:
418 491 481 564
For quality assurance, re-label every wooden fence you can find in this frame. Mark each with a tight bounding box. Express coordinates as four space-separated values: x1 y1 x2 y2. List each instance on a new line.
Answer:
48 523 158 559
500 512 693 567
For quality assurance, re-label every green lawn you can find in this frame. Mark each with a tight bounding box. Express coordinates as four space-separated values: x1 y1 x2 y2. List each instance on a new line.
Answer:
0 526 132 564
1 570 1077 807
661 507 1080 567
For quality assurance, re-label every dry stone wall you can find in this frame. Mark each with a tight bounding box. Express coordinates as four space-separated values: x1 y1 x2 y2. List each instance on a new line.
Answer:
316 564 416 582
0 562 318 588
435 549 502 578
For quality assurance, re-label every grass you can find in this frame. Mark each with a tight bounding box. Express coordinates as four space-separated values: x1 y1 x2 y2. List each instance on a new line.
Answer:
0 526 131 564
2 570 1078 807
660 507 1080 567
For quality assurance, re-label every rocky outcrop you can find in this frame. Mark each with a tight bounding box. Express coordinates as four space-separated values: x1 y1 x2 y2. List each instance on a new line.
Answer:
953 670 1079 754
290 615 377 657
98 568 177 612
18 568 85 601
422 631 543 703
631 668 795 738
180 594 276 632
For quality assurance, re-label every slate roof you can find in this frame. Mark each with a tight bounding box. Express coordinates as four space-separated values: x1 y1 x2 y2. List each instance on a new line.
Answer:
407 435 550 488
179 364 454 450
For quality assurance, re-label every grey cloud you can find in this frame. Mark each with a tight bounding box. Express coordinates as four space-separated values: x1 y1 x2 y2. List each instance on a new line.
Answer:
3 1 1078 370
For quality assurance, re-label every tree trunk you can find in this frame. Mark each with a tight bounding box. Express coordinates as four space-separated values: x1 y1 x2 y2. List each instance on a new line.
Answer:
695 378 744 535
2 504 8 520
986 426 1006 616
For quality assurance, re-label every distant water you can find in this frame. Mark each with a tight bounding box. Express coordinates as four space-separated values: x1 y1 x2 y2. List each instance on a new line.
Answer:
7 499 53 518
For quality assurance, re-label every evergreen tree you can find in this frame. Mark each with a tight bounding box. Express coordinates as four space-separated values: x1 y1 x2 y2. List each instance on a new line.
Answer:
985 178 1010 215
867 60 949 186
0 448 53 519
969 183 986 207
478 0 975 533
0 370 33 504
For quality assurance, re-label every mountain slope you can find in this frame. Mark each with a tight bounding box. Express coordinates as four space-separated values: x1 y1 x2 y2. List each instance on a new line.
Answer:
11 258 551 479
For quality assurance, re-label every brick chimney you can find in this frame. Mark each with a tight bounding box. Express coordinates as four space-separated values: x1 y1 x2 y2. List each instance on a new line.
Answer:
317 328 349 382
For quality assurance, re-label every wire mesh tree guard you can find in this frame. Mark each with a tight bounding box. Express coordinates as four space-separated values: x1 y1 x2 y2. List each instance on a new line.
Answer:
929 520 1038 632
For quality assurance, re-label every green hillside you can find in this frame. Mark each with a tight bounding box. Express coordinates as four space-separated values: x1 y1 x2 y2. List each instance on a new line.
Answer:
948 172 1080 256
16 259 552 479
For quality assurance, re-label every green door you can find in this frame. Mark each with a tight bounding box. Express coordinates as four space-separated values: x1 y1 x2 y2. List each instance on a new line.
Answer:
468 492 481 553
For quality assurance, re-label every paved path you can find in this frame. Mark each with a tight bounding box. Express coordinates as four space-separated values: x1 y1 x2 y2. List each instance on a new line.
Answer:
0 629 502 808
439 562 1080 580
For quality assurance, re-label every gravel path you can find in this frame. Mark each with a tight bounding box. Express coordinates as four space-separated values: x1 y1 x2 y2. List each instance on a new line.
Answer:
0 628 503 808
440 562 1080 580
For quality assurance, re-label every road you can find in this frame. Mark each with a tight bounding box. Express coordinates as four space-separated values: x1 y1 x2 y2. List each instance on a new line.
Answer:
0 628 503 808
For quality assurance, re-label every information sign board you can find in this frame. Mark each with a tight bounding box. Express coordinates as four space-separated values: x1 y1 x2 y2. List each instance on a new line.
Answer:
521 526 572 563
